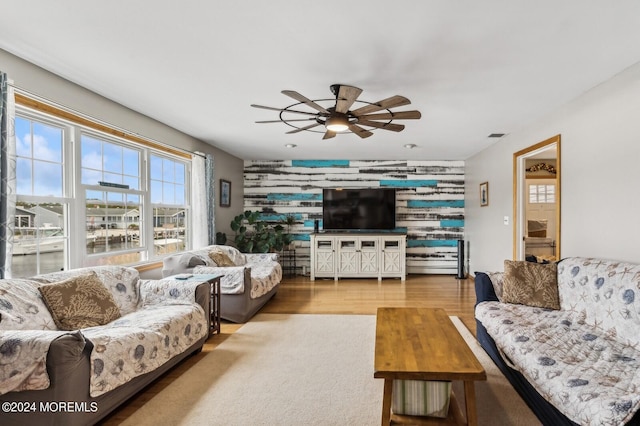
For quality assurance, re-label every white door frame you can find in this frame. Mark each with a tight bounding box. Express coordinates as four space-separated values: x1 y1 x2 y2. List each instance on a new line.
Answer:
513 135 561 260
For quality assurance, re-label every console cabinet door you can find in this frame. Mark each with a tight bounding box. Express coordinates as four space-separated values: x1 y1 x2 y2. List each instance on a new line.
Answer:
381 236 406 279
358 238 379 274
313 236 336 277
337 238 358 274
338 237 379 276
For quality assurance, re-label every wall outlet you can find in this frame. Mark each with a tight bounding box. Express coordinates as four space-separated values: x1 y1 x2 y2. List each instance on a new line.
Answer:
503 216 509 225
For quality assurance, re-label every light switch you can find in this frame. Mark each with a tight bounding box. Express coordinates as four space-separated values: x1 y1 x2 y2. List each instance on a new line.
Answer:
503 216 509 225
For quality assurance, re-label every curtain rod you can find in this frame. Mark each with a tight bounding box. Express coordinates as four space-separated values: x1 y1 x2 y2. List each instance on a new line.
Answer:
10 83 206 159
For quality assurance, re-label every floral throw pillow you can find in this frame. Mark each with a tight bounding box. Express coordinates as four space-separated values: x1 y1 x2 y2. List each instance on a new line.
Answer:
502 260 560 310
38 272 121 330
208 250 236 267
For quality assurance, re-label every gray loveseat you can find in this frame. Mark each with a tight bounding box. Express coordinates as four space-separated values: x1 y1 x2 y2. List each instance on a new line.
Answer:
0 265 209 426
162 245 282 323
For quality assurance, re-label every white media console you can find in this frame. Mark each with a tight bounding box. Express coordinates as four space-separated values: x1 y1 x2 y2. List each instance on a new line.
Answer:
310 233 406 281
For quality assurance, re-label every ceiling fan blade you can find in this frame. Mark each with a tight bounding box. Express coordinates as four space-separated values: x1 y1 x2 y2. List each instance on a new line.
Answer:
251 104 319 117
348 124 374 139
350 95 411 116
357 119 405 132
335 85 363 114
256 118 317 124
282 90 330 114
358 110 422 121
286 122 323 134
323 130 336 140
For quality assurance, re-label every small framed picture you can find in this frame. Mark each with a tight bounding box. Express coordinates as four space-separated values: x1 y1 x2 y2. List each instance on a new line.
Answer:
220 179 231 207
480 182 489 207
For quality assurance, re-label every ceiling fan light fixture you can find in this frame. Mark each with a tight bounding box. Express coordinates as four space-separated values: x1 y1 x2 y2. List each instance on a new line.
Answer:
325 114 350 132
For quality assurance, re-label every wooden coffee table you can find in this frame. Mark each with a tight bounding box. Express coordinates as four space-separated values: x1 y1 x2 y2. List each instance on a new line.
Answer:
374 308 486 425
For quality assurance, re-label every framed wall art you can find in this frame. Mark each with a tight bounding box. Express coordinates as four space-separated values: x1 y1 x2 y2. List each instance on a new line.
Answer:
480 181 489 207
220 179 231 207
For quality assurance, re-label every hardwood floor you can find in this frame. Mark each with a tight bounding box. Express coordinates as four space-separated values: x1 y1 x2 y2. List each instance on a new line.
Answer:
100 274 477 425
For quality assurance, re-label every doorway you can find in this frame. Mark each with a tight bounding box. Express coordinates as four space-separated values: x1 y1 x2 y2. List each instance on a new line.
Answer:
513 135 561 261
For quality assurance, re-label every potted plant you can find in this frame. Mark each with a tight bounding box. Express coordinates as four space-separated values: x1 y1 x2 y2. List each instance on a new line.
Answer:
230 210 292 253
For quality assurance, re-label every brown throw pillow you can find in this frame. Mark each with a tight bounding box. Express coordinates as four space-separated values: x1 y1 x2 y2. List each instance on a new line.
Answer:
502 260 560 310
208 250 236 267
38 272 121 330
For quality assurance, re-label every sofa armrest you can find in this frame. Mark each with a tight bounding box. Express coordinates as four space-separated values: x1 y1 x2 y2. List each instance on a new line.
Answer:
193 266 251 295
45 332 88 389
245 253 278 263
138 279 209 307
474 272 499 305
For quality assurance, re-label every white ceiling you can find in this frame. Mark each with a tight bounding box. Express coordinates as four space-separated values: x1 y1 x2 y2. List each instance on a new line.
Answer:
1 1 639 161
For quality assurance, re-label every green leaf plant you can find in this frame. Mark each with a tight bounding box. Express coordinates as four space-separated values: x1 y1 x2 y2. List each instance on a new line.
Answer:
230 210 292 253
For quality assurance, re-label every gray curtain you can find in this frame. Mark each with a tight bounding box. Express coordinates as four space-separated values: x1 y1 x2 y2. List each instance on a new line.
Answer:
0 71 16 278
205 153 215 245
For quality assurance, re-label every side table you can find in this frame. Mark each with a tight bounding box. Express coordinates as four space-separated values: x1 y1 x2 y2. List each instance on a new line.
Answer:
164 273 223 336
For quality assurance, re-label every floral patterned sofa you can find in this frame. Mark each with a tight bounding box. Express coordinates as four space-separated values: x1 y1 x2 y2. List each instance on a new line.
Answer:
0 265 209 426
475 257 640 426
162 244 282 323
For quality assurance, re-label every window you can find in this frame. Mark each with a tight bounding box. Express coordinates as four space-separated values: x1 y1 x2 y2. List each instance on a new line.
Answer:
13 116 69 276
12 104 191 277
15 118 64 197
81 134 140 189
529 184 555 204
150 154 188 255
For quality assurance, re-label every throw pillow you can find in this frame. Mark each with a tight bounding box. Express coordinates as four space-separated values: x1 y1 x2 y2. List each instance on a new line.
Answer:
38 272 122 330
502 260 560 310
485 272 505 301
208 250 236 267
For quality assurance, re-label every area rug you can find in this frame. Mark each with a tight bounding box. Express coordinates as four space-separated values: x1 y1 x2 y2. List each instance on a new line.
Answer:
121 313 540 425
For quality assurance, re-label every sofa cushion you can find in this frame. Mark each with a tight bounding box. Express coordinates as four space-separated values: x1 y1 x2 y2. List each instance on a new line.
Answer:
0 278 57 330
476 301 640 425
557 257 640 349
31 266 140 316
82 302 207 397
502 260 559 310
38 272 122 330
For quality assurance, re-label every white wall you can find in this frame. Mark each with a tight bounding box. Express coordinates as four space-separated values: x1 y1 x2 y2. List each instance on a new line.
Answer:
1 48 245 239
465 61 640 273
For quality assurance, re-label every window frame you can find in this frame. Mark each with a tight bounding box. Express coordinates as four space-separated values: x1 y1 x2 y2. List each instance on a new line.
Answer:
528 183 556 204
13 97 193 275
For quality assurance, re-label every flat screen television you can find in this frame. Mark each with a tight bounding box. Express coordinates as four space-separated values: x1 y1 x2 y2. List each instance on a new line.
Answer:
322 188 396 231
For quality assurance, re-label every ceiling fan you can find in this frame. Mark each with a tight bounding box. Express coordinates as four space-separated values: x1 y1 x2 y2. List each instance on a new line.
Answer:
251 84 421 140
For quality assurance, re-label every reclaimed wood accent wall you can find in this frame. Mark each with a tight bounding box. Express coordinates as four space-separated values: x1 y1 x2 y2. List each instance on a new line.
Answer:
243 160 465 275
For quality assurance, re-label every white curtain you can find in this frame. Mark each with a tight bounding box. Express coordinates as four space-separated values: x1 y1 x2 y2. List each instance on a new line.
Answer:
190 153 209 249
205 154 215 245
0 72 16 278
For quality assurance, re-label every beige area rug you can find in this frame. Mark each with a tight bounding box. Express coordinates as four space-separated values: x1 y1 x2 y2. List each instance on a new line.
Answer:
121 313 540 426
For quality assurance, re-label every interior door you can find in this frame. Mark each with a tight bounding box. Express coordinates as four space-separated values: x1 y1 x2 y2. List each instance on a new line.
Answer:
525 178 557 258
513 135 561 261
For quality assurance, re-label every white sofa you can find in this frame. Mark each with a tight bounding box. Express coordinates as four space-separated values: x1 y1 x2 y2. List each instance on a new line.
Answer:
475 257 640 425
0 265 209 426
162 245 282 323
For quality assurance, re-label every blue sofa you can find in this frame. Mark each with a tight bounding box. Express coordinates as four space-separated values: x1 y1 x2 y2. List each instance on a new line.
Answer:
475 257 640 426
